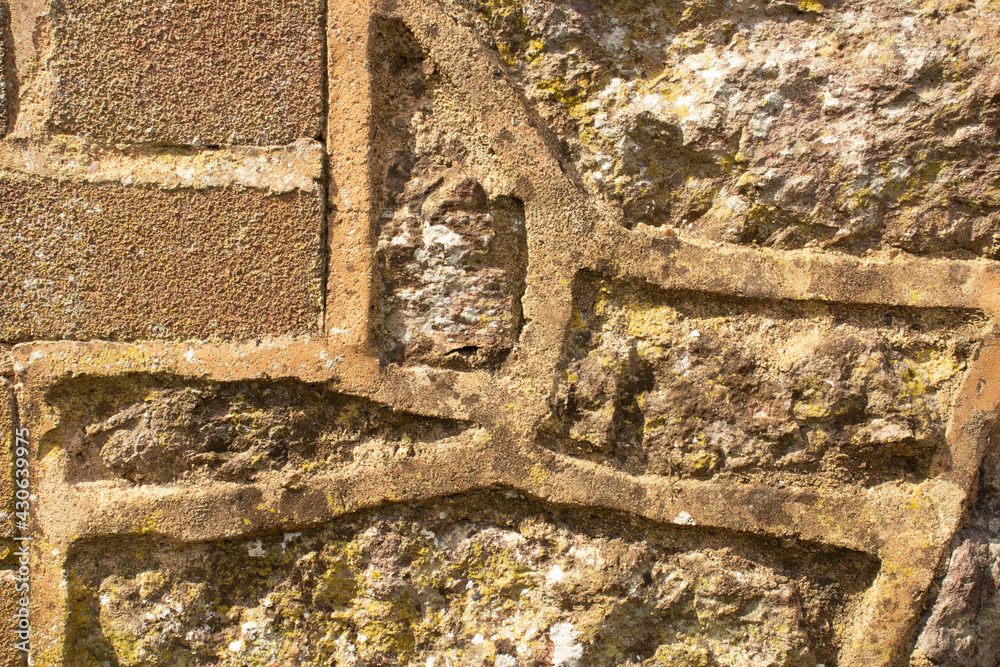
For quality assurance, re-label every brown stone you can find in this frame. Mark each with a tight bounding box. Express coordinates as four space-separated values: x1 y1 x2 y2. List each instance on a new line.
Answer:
916 537 1000 667
63 491 877 667
43 0 324 145
376 166 527 369
0 173 324 341
0 345 11 375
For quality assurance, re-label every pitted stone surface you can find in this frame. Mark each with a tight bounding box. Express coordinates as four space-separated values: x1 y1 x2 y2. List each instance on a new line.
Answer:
0 2 14 138
37 0 324 145
0 174 324 341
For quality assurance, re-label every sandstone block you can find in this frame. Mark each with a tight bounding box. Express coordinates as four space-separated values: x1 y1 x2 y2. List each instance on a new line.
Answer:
44 376 471 486
65 491 876 666
43 0 324 145
370 18 528 369
541 273 990 483
0 174 324 341
470 0 1000 258
376 167 527 369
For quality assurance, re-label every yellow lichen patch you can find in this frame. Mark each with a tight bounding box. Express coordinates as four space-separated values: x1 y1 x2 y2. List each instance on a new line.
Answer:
138 514 159 535
797 0 825 13
921 0 973 13
653 639 713 666
529 462 548 485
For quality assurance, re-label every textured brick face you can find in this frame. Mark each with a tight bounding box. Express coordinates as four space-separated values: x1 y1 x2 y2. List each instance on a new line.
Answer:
0 175 324 341
47 0 324 145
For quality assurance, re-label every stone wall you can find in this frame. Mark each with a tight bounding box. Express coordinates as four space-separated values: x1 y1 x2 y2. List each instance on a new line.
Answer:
1 0 999 665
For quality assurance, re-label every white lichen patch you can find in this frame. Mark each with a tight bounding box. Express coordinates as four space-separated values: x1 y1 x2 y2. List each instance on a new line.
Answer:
550 622 584 667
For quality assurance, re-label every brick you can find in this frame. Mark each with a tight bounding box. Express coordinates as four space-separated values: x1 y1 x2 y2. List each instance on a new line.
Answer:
46 0 323 145
0 174 324 341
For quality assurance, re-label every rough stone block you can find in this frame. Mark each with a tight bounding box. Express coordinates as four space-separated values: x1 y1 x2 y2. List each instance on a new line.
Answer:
376 167 527 369
43 0 324 145
43 375 471 486
370 18 528 369
541 273 990 485
65 491 876 665
916 537 1000 667
0 174 324 341
468 0 1000 258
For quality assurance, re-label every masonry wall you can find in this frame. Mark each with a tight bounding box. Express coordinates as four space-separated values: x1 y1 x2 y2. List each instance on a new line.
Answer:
1 1 999 666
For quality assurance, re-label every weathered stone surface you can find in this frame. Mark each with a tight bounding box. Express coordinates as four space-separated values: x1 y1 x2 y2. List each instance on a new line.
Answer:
372 18 528 369
541 273 989 485
458 0 1000 258
27 0 324 145
915 537 1000 667
1 2 998 665
377 165 527 369
915 424 1000 667
44 375 474 486
0 173 323 341
66 491 877 666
